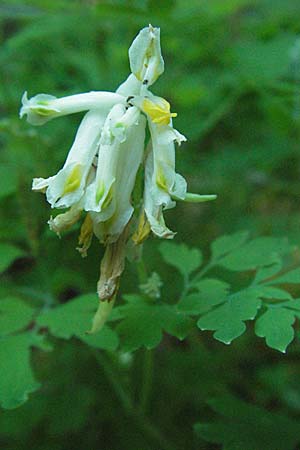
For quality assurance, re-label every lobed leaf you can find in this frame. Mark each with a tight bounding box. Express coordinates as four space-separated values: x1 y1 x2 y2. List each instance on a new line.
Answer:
115 295 192 352
159 242 203 278
0 297 35 336
217 237 290 271
270 267 300 284
197 289 262 344
258 286 292 301
211 230 249 261
178 278 230 315
36 294 118 351
255 307 296 353
0 332 48 409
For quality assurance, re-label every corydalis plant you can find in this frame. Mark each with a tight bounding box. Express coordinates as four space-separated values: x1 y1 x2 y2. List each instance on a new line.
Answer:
20 25 216 333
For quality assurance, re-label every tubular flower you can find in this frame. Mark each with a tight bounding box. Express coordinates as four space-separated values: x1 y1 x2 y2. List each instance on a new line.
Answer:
128 24 164 88
91 113 146 244
32 109 107 209
21 25 216 333
20 91 125 126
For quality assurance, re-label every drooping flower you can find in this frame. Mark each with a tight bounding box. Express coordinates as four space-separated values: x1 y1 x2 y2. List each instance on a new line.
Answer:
32 109 107 210
21 25 216 333
91 112 146 244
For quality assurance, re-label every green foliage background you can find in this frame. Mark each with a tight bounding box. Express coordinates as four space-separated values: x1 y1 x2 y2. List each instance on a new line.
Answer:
1 1 300 449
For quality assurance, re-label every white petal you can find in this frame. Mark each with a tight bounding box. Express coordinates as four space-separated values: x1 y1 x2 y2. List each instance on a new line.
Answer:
32 176 53 193
128 25 164 86
45 109 106 208
20 91 126 126
48 203 82 236
92 113 146 242
156 125 187 146
144 151 175 239
147 119 187 204
116 74 142 96
84 104 126 215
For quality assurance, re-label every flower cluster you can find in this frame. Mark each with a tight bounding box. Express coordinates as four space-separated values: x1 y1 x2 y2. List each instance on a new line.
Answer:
20 25 216 332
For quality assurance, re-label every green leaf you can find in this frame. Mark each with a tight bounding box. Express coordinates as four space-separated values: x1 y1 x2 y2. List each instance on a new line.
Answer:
282 298 300 311
195 394 300 450
255 308 295 352
115 295 192 352
0 243 25 274
36 294 118 351
0 297 35 336
218 237 290 271
178 278 230 314
0 333 46 409
0 164 18 199
254 261 282 283
159 242 202 277
79 327 119 351
259 286 292 301
192 278 230 294
211 230 249 260
270 267 300 284
197 289 262 344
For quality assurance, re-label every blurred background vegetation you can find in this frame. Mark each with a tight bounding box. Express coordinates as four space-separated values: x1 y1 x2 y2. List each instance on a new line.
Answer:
1 0 300 449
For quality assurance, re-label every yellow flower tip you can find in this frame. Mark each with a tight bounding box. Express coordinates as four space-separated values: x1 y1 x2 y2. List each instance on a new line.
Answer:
142 97 177 126
62 164 82 195
96 180 105 204
96 181 114 209
156 168 168 191
132 211 151 245
77 213 93 258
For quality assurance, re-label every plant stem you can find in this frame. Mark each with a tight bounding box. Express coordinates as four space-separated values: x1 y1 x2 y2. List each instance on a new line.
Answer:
139 349 154 414
94 351 178 450
137 254 148 284
136 253 153 413
192 261 214 283
179 261 214 301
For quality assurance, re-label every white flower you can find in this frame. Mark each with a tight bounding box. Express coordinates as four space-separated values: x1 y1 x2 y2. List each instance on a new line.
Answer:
32 109 108 209
84 104 142 220
144 151 176 239
92 112 146 243
128 24 164 88
131 94 216 238
134 94 187 206
22 24 217 333
20 91 125 126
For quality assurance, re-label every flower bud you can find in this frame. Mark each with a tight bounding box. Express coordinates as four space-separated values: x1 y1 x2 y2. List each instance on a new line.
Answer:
128 25 164 87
